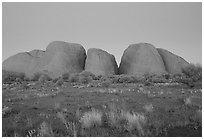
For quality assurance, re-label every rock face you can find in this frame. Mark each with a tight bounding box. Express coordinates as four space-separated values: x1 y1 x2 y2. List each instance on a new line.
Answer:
3 52 34 74
85 48 118 75
119 43 166 75
2 41 86 79
157 48 189 74
3 41 190 78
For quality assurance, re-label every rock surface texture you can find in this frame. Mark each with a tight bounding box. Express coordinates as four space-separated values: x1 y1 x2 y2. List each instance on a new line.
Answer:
3 41 190 78
157 48 189 74
119 43 166 75
85 48 118 75
3 41 86 79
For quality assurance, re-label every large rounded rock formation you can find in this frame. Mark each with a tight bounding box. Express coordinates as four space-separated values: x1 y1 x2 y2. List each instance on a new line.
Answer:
119 43 166 75
2 41 86 79
85 48 118 75
3 52 34 74
157 48 189 74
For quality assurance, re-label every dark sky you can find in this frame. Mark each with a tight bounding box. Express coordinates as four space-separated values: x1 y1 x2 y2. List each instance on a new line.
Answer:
2 2 202 65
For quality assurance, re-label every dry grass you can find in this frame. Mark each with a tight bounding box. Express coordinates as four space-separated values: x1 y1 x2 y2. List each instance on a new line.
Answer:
122 111 146 136
67 121 77 137
105 102 147 136
57 112 67 128
57 111 78 136
106 103 122 127
80 108 103 129
38 121 54 137
184 97 192 105
143 103 154 113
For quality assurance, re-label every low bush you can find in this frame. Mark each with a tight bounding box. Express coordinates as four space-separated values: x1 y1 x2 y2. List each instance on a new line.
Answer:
31 72 42 81
181 64 202 86
55 78 64 86
79 76 92 84
101 80 112 88
99 75 109 82
173 64 203 87
182 64 202 80
77 71 95 84
170 73 183 83
38 74 51 83
149 75 168 83
62 73 70 81
79 71 95 79
118 75 137 83
2 70 25 83
94 75 102 80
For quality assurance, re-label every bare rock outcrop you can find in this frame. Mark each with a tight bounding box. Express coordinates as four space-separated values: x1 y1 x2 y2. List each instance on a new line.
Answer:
119 43 166 75
3 41 191 79
85 48 118 75
2 41 86 79
157 48 189 74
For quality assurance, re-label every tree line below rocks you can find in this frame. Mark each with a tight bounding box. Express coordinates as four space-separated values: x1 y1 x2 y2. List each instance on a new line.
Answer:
2 63 202 88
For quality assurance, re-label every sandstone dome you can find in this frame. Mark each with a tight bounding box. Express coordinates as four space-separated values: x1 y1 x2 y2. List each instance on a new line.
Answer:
157 48 189 74
3 41 87 79
85 48 118 75
119 43 166 75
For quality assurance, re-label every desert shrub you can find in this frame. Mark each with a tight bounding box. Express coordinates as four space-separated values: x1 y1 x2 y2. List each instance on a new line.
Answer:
111 75 120 83
52 78 59 83
101 80 111 88
179 64 202 87
79 71 95 79
94 75 102 80
78 71 94 84
32 72 42 81
170 73 183 83
79 75 92 84
117 75 137 83
144 81 152 86
17 73 26 81
62 72 70 81
182 64 202 81
55 78 64 86
22 81 29 89
99 75 109 82
79 108 103 129
38 74 51 83
23 77 30 82
148 75 168 83
2 70 25 83
162 73 171 80
69 73 79 83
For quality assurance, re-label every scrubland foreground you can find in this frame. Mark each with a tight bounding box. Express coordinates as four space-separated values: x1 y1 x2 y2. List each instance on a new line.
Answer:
2 64 202 137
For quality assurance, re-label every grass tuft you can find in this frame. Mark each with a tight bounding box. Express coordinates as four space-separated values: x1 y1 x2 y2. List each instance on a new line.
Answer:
38 121 54 137
80 108 103 129
122 111 146 136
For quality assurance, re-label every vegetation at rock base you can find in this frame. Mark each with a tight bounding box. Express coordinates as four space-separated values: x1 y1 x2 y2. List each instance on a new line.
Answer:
2 65 202 137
